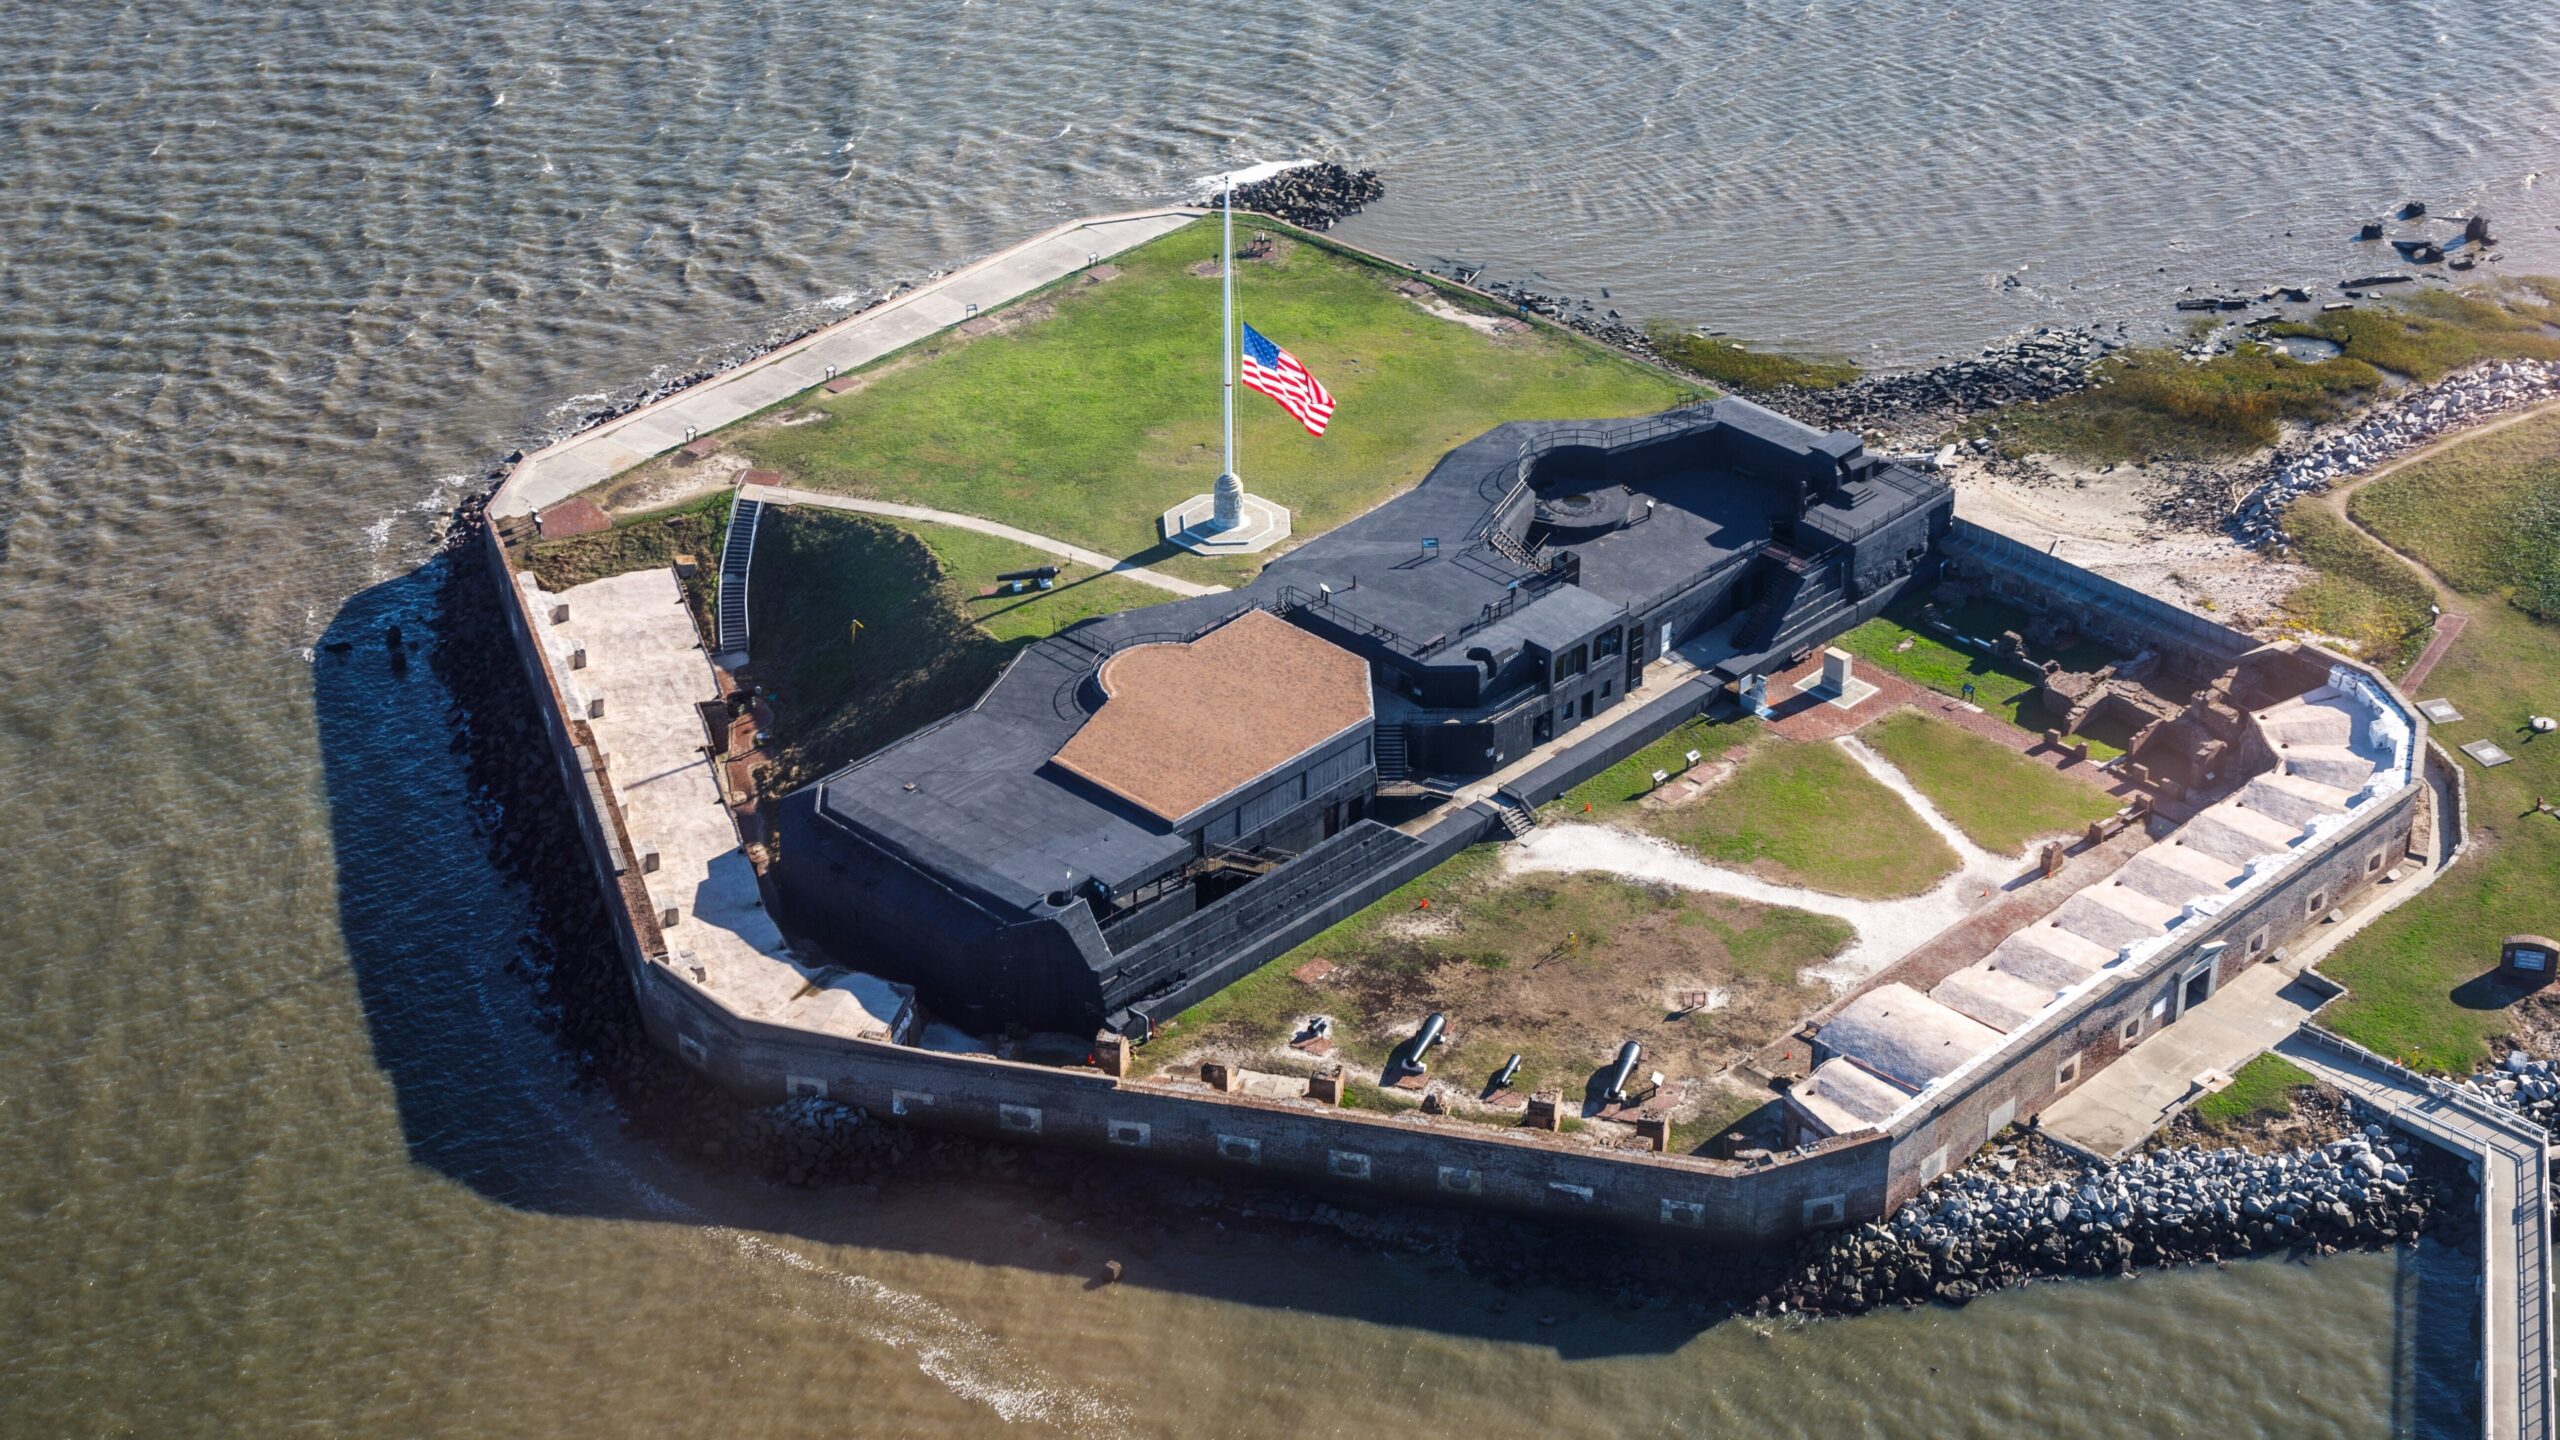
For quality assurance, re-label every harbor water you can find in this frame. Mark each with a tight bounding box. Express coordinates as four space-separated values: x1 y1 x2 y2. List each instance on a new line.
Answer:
7 2 2549 1434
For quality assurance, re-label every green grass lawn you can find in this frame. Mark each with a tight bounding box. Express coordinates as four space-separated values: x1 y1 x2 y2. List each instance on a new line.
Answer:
2188 1053 2319 1131
886 519 1174 645
1989 343 2382 463
2314 414 2560 1072
2347 411 2560 623
1543 715 1760 819
2275 503 2440 668
1646 737 1959 899
1173 843 1848 1111
1831 609 2126 759
739 219 1691 588
1860 710 2122 854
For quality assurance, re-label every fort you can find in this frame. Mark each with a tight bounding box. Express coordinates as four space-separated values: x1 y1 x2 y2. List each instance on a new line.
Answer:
479 205 2436 1249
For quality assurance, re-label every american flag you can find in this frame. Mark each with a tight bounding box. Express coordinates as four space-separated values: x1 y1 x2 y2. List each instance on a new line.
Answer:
1239 322 1336 436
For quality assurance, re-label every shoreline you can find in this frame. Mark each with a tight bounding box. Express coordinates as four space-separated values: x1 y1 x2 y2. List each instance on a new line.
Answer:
419 181 2541 1335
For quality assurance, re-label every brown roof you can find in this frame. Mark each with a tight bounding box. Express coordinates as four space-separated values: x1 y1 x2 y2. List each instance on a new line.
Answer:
1050 609 1372 824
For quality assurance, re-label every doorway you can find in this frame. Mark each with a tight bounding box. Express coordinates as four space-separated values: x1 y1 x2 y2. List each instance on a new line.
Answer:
2172 964 2215 1020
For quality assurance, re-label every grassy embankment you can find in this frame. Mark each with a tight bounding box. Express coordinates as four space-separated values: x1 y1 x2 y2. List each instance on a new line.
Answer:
1985 282 2560 465
2311 408 2560 1071
743 219 1691 589
2187 1053 2321 1132
519 491 726 632
1644 325 1860 392
1860 710 2123 854
738 510 1175 787
1171 844 1849 1144
2274 504 2440 667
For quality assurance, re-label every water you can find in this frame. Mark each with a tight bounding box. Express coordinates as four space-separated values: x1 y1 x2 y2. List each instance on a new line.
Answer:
3 1 2542 1433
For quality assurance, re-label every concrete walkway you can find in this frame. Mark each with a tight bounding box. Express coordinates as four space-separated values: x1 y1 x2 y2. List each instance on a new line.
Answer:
2276 1028 2553 1440
495 207 1201 518
2038 957 2333 1155
739 482 1226 600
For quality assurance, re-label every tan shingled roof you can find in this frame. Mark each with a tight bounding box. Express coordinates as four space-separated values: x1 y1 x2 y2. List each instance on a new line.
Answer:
1050 609 1372 825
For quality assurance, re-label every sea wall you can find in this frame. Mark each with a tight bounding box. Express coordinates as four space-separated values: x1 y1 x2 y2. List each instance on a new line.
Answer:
1941 517 2256 672
630 944 1891 1240
482 469 1896 1243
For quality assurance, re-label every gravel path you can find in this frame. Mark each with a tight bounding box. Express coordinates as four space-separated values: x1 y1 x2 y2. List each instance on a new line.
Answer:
740 483 1227 598
1504 738 2030 989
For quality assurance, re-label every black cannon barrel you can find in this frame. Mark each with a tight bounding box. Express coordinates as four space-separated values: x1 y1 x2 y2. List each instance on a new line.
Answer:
1602 1040 1643 1104
1407 1012 1447 1069
995 565 1061 583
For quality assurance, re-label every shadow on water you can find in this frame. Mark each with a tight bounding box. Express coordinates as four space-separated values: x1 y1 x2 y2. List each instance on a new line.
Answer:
2393 1220 2486 1439
308 554 1720 1359
311 548 2500 1387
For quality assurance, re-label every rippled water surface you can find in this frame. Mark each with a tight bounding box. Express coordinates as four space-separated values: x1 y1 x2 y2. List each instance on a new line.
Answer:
5 2 2547 1434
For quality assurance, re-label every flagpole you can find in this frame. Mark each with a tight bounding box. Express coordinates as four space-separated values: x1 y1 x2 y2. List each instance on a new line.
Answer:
1220 174 1237 498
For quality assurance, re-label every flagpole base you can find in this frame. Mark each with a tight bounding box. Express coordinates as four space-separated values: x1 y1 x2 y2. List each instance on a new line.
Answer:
1160 489 1291 555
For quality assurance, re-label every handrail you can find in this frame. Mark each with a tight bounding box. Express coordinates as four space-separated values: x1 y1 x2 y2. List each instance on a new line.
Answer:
2295 1024 2553 1439
1277 585 1436 656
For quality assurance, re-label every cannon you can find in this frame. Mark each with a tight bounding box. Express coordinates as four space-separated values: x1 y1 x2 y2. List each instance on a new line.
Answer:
1491 1053 1522 1091
1405 1012 1447 1070
1601 1040 1643 1105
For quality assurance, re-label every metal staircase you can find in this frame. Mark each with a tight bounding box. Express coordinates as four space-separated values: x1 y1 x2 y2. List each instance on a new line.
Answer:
1373 724 1409 783
1493 793 1537 838
1484 523 1550 574
716 493 762 658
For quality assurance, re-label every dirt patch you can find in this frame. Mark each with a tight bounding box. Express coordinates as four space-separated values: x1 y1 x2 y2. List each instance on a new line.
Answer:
2493 989 2560 1060
1950 455 2306 628
1380 910 1458 940
599 450 746 517
1317 880 1838 1111
1406 291 1510 338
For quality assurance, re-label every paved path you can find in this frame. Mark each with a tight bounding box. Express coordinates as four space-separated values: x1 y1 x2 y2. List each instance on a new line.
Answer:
2039 958 2333 1155
2276 1027 2554 1440
740 483 1227 599
2403 610 2471 693
493 207 1201 518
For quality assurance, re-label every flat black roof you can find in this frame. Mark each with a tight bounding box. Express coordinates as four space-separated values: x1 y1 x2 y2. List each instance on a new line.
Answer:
798 398 1941 914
